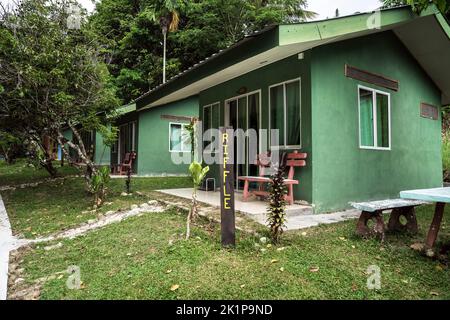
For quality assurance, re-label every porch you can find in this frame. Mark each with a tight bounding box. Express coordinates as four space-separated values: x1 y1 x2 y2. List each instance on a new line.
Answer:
158 188 360 229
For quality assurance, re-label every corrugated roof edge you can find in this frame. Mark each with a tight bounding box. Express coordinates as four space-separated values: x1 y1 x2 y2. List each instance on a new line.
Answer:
132 4 413 106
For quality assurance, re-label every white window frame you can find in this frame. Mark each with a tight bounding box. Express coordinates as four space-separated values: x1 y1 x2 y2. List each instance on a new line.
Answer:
224 90 262 186
357 85 391 151
169 122 191 153
224 89 262 153
268 78 301 150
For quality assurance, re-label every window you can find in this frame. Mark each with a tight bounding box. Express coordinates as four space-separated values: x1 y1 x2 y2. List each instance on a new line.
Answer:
269 79 301 149
203 102 220 151
169 123 191 152
358 86 391 150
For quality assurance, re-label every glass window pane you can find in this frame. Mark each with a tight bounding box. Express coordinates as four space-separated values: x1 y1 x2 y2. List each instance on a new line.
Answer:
286 81 300 146
211 103 220 129
270 85 285 147
170 124 182 151
238 97 247 177
376 93 389 148
359 89 374 147
203 106 211 150
248 93 259 177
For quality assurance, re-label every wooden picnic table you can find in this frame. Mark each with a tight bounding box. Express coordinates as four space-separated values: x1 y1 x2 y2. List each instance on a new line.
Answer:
400 187 450 248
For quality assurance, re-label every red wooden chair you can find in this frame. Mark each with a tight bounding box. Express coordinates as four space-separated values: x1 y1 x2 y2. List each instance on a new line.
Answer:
112 152 137 175
238 150 307 205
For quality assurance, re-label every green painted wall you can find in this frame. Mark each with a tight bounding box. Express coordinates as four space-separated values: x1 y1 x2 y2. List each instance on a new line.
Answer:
199 53 313 203
137 96 199 175
311 31 443 213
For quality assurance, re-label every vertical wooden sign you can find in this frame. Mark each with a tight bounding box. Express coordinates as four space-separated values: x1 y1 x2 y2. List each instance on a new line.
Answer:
219 127 236 247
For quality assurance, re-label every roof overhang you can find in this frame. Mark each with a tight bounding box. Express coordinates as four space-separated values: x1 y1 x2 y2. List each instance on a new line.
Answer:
136 5 450 109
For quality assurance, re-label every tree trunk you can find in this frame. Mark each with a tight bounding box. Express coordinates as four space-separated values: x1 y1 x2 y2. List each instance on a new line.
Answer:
40 158 58 178
28 135 58 178
186 189 198 240
57 126 97 189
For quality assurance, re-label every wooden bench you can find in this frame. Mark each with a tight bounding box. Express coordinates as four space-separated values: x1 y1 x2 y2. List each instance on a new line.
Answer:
238 151 307 205
350 199 428 241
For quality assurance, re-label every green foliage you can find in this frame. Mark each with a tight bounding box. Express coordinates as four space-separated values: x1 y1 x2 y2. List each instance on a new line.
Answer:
443 132 450 181
89 166 111 207
184 118 197 157
267 164 287 244
0 0 120 172
89 0 316 102
382 0 450 18
0 131 22 163
189 161 209 188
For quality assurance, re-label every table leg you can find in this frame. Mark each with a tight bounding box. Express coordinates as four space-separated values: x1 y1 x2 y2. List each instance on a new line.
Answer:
242 180 249 202
425 202 445 248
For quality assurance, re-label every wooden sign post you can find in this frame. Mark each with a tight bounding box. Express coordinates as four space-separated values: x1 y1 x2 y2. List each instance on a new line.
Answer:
219 127 236 247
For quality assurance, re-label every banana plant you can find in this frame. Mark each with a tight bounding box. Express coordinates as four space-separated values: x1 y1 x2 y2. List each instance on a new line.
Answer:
186 161 209 239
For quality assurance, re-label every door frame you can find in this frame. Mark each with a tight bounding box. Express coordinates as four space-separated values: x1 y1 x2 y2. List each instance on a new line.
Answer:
224 89 262 188
118 121 136 164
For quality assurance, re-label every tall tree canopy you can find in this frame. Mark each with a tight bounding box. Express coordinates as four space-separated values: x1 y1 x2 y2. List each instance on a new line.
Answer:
0 0 119 177
88 0 316 103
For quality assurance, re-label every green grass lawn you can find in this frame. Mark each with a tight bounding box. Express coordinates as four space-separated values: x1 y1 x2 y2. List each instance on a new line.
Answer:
2 159 450 300
0 159 78 187
14 205 450 300
1 159 191 238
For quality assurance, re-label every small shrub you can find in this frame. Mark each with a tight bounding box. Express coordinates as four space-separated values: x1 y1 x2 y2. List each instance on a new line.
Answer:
186 161 209 240
89 166 111 207
267 162 287 244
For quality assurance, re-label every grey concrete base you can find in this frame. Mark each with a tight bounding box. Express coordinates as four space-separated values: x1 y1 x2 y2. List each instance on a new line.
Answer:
158 188 360 231
283 209 360 230
158 188 314 221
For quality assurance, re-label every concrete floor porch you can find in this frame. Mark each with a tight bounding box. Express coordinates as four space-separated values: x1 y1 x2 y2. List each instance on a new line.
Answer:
158 188 360 230
158 188 313 222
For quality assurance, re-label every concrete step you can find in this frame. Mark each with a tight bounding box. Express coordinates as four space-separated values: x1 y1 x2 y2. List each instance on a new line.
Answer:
286 205 314 218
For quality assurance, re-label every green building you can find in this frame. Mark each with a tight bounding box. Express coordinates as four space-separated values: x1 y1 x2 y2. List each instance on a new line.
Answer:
91 6 450 213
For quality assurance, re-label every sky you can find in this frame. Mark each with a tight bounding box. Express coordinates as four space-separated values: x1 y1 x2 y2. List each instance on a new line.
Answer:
74 0 383 19
307 0 382 20
1 0 383 20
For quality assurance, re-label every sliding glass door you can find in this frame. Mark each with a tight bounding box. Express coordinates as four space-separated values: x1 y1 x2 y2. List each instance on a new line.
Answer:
225 91 260 189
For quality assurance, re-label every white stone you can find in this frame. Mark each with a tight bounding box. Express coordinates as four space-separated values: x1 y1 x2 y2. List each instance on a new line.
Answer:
44 242 63 251
130 205 138 210
140 203 150 209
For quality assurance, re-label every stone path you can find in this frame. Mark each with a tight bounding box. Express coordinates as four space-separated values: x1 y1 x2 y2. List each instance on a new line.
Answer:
0 175 79 191
21 201 165 247
0 197 165 300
